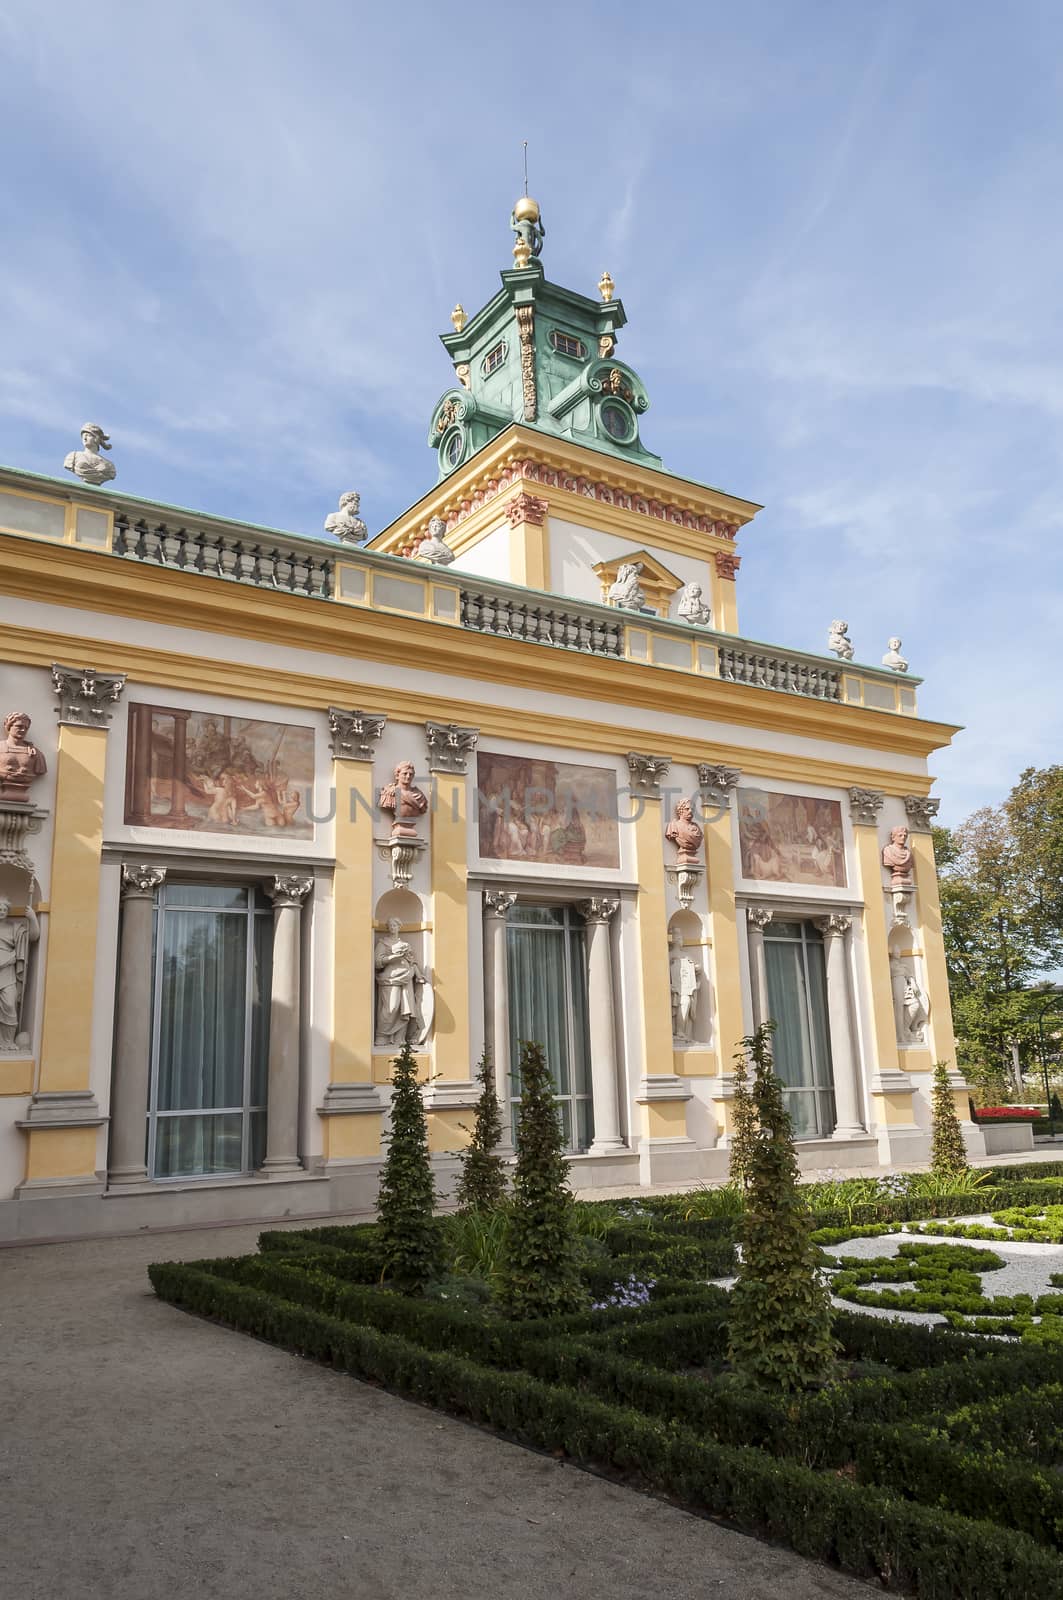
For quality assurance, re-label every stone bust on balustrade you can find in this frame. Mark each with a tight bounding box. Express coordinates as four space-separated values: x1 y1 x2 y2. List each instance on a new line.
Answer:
881 825 914 888
677 582 711 627
64 423 116 486
0 712 47 803
665 797 703 864
324 491 368 544
379 761 429 838
416 516 456 566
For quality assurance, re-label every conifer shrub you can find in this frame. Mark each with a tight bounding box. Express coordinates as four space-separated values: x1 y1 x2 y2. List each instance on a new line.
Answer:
455 1050 509 1213
376 1041 441 1295
727 1024 837 1391
497 1040 586 1319
727 1040 758 1190
931 1060 970 1181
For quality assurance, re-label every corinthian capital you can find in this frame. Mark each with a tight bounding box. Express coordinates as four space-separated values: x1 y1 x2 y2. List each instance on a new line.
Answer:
52 664 126 728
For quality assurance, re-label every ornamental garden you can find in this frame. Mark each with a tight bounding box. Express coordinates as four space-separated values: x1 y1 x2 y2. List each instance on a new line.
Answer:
151 1034 1063 1599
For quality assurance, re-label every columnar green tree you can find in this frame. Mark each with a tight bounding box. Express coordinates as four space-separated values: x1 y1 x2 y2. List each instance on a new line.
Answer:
376 1041 441 1294
497 1040 585 1319
727 1025 836 1391
455 1050 508 1212
727 1044 758 1191
930 1060 969 1181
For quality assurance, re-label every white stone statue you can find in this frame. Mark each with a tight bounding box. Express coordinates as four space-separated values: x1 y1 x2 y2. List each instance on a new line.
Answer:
607 561 646 611
902 976 929 1044
677 582 712 626
374 918 433 1047
324 491 368 544
669 932 699 1044
882 637 909 672
0 897 39 1051
828 620 855 660
64 424 116 486
415 516 456 566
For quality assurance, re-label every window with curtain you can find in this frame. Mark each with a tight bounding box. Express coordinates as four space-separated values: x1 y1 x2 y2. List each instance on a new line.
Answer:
763 919 836 1139
505 903 593 1152
147 883 272 1179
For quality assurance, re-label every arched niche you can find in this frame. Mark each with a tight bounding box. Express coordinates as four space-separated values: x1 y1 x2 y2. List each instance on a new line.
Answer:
373 888 433 1049
668 909 712 1048
887 923 929 1050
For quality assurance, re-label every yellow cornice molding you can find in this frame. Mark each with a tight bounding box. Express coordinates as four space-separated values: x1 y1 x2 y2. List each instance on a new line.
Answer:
0 534 958 763
370 425 762 563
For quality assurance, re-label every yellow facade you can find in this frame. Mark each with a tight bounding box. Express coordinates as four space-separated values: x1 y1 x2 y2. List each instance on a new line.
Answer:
430 773 471 1080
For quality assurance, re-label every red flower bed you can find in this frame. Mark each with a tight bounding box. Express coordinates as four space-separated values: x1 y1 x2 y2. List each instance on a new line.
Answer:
974 1106 1044 1122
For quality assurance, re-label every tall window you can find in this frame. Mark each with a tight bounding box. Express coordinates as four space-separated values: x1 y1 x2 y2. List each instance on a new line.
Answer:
763 919 836 1139
148 884 272 1179
506 903 593 1152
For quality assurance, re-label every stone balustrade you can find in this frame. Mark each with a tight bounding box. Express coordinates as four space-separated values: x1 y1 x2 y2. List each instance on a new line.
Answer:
112 512 333 599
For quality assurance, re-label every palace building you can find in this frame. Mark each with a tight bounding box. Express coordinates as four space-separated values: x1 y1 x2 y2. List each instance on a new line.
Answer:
0 199 976 1241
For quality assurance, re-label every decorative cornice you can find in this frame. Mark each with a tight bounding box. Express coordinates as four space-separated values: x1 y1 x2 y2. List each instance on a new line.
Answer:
697 763 741 810
903 794 941 833
815 913 852 938
626 752 671 797
576 896 620 925
0 802 47 873
483 889 517 919
503 489 549 528
267 874 313 909
713 551 741 580
120 864 165 900
848 786 886 826
425 721 479 774
51 663 126 727
328 706 387 762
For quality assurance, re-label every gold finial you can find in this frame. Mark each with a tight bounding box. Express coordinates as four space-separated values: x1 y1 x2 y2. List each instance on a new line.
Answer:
598 270 615 303
450 303 467 333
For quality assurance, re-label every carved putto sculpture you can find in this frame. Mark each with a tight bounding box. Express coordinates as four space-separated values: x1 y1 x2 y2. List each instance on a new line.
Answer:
677 582 712 627
374 918 433 1046
607 561 646 611
0 712 47 803
379 761 429 839
0 897 38 1051
669 931 700 1044
882 825 914 888
665 797 703 864
882 637 909 672
828 620 855 660
416 516 456 566
64 423 115 486
324 491 368 545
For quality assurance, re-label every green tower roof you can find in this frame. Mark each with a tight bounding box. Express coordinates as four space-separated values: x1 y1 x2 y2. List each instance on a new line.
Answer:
428 200 661 482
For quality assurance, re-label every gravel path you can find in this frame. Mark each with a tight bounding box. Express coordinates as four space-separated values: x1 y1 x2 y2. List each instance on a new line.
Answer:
0 1222 875 1600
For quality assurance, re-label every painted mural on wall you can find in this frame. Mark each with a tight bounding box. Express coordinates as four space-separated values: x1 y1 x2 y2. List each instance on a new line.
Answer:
737 788 846 888
477 752 620 869
124 705 315 837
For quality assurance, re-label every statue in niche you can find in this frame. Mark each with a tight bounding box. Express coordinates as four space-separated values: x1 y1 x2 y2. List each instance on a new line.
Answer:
881 825 915 889
64 423 116 486
677 582 712 626
374 918 433 1046
828 620 855 660
416 516 456 566
378 761 429 839
665 797 703 864
669 931 700 1044
607 561 646 611
890 955 929 1045
0 712 47 802
324 491 368 544
882 637 909 672
0 897 39 1051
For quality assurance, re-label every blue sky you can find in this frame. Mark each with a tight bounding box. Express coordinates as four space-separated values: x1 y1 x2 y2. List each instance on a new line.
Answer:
1 0 1059 825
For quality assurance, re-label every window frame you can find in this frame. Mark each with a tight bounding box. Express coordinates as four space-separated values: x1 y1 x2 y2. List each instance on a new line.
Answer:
549 329 587 361
505 900 593 1154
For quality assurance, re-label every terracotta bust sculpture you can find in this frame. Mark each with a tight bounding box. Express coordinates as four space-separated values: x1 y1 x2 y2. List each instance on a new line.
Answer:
665 797 704 864
378 760 429 838
0 712 47 802
64 423 116 486
881 825 914 888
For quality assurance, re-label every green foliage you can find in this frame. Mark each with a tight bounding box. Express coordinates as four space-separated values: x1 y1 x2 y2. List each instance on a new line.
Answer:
454 1050 509 1213
1006 765 1063 968
931 1060 970 1180
440 1206 511 1283
376 1041 441 1295
727 1024 837 1391
676 1181 747 1220
497 1040 586 1319
727 1041 758 1190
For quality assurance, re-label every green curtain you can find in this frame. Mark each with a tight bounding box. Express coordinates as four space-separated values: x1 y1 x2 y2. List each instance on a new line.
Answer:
764 923 834 1139
506 907 593 1151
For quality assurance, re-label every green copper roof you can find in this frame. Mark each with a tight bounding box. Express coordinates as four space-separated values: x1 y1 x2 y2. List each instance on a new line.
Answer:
428 211 661 482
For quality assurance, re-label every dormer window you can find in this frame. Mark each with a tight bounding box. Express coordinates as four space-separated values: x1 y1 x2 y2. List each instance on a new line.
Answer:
482 341 507 376
550 330 586 359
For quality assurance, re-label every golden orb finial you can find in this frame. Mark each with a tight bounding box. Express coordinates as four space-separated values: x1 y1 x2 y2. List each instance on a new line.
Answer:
450 303 467 333
598 270 615 303
513 194 540 224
